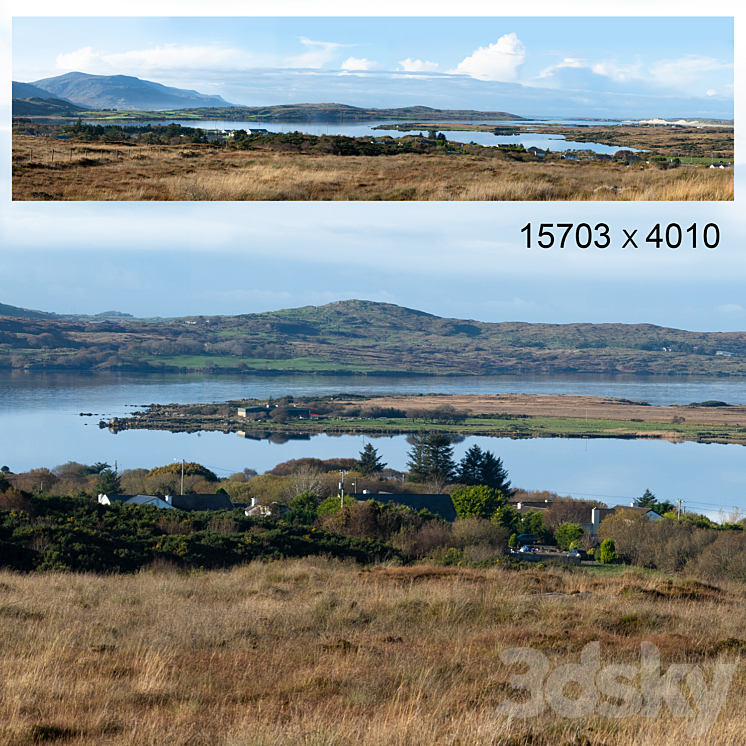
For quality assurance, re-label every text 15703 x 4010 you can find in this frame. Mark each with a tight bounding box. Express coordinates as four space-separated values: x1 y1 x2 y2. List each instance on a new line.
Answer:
521 223 720 250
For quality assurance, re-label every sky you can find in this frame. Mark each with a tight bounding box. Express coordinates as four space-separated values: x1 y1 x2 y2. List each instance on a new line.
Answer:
12 17 734 119
1 4 743 333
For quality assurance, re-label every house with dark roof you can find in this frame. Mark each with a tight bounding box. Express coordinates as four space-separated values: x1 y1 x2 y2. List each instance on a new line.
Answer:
591 503 663 535
171 494 234 511
351 492 457 522
98 494 175 509
98 493 234 511
527 146 545 158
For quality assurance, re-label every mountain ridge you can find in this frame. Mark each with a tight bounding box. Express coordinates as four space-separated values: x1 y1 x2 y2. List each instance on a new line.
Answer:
1 299 744 376
28 71 234 110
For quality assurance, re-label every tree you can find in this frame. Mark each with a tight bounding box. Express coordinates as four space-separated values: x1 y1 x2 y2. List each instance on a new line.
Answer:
451 485 507 520
599 539 616 564
356 443 386 477
508 533 518 548
426 432 455 483
554 523 584 551
289 492 320 525
543 498 602 531
96 468 122 496
637 488 674 516
405 431 455 484
457 445 511 494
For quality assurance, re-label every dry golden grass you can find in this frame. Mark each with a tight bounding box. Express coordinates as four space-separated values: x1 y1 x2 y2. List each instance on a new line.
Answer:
11 136 734 201
367 394 746 428
1 558 745 745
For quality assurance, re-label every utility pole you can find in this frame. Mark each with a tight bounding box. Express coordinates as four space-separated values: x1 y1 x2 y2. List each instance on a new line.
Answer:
676 499 683 520
339 470 348 508
174 458 185 495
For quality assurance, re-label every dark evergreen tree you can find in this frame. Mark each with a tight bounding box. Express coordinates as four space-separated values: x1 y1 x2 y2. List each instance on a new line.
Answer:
355 443 386 476
406 431 455 484
426 431 455 483
457 444 485 485
480 451 512 495
637 488 673 516
95 468 122 496
457 445 511 494
638 489 657 508
405 431 431 483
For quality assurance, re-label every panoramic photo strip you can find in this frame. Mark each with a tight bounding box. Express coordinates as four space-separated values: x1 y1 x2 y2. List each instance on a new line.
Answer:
12 16 734 201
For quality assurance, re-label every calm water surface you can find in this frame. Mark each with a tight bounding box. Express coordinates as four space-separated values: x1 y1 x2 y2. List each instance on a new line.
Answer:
89 118 638 154
0 371 743 516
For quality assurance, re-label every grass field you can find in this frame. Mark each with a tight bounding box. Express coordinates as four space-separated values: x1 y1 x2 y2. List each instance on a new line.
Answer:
11 135 734 201
1 558 745 745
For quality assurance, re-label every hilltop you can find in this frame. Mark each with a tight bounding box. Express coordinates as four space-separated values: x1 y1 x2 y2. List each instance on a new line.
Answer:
27 71 234 111
1 299 745 376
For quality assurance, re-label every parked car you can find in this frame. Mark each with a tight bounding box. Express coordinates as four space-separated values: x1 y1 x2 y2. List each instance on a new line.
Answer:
516 534 537 545
567 548 590 561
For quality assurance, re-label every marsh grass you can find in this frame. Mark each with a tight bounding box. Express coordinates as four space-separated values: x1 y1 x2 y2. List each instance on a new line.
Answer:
1 558 745 745
12 136 734 201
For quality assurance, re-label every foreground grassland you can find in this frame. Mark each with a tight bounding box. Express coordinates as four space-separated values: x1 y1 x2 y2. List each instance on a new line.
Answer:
109 393 746 446
1 559 745 746
11 134 733 201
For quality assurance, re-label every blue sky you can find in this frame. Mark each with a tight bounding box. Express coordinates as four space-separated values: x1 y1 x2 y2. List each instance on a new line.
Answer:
2 8 744 332
12 17 734 118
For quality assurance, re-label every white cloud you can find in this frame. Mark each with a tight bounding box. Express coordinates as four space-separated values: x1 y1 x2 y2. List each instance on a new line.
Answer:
538 57 586 79
717 304 745 314
340 57 377 71
649 55 732 88
706 89 717 96
591 60 644 83
54 38 351 77
56 44 249 74
399 58 439 73
290 38 348 69
451 33 526 82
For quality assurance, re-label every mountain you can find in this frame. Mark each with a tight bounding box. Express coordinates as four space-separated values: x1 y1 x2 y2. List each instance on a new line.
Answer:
0 302 56 319
13 81 77 104
29 72 235 111
1 299 745 376
176 103 524 122
12 97 89 117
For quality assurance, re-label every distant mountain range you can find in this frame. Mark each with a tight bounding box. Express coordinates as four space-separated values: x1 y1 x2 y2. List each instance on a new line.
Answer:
1 299 745 376
0 302 56 319
20 72 235 111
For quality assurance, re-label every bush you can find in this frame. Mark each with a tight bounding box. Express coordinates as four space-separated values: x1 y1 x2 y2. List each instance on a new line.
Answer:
554 523 584 551
599 539 616 564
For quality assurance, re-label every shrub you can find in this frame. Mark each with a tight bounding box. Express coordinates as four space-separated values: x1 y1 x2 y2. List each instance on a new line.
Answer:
599 539 616 564
554 523 584 551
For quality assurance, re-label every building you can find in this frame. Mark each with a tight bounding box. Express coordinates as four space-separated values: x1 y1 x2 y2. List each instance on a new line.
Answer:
98 494 174 509
98 493 235 511
591 503 663 535
527 147 545 158
245 497 290 518
350 492 457 522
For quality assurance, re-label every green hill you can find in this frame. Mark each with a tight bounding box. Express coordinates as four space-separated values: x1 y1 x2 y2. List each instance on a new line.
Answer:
1 299 744 376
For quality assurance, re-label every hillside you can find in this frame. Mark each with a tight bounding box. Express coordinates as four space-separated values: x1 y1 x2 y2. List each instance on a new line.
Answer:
1 299 745 375
11 97 88 117
29 72 234 110
0 302 56 320
78 102 525 122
